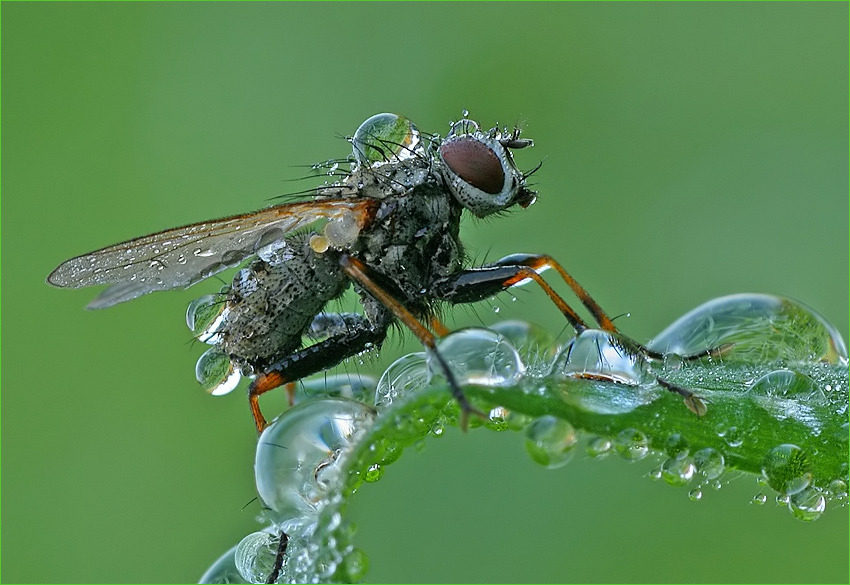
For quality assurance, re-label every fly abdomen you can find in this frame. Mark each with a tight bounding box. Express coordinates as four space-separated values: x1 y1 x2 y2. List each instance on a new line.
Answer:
217 234 348 368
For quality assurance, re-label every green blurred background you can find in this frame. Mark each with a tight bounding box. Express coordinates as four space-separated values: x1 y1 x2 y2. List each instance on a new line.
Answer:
3 2 847 583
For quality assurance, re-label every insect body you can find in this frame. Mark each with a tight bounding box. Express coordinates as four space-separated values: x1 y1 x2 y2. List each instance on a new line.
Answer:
48 113 705 433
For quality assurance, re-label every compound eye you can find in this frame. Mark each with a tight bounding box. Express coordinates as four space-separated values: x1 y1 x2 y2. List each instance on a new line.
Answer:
439 137 505 195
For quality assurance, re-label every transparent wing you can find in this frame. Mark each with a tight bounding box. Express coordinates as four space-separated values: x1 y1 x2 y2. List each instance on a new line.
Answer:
47 199 377 309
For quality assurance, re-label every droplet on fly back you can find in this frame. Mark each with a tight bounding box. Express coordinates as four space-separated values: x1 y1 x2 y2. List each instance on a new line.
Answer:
429 328 525 387
254 398 375 534
351 113 421 167
648 294 848 365
195 348 241 396
186 295 226 344
323 211 361 249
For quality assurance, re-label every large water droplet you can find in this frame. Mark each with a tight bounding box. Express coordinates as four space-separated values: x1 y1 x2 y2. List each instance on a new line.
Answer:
351 113 422 167
761 444 812 495
196 348 241 396
234 531 281 584
551 329 653 385
614 428 649 461
255 398 375 534
661 457 696 486
199 544 249 584
429 328 525 387
524 415 578 469
648 294 847 365
489 320 559 371
693 448 725 479
549 330 659 414
375 352 429 408
788 487 826 521
299 373 377 403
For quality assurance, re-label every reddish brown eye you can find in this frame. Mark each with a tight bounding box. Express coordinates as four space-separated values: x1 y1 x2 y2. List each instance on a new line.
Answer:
440 138 505 195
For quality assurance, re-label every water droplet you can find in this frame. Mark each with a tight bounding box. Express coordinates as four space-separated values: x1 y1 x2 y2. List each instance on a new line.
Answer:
492 305 501 314
648 467 663 480
761 444 812 495
299 373 377 403
430 328 525 387
186 295 226 344
551 330 653 385
788 487 826 521
365 463 384 483
586 436 612 458
199 544 249 584
489 320 558 370
724 426 743 448
255 398 375 533
524 416 578 469
234 531 281 584
195 348 241 395
749 369 819 398
693 448 725 479
351 113 422 167
323 211 361 249
664 433 690 459
661 457 696 486
647 293 848 365
487 406 510 431
776 493 790 506
689 489 703 501
614 428 649 461
338 547 369 583
375 352 429 408
828 479 847 498
752 492 768 505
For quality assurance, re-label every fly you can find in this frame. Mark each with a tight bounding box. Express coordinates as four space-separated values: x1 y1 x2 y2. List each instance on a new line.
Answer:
47 112 709 435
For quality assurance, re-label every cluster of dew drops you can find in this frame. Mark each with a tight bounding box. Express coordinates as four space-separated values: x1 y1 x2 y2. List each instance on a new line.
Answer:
198 293 849 583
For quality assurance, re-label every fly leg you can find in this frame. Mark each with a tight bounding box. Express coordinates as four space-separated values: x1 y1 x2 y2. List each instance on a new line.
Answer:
248 313 389 433
429 263 591 333
484 254 731 363
431 261 709 416
484 254 617 331
339 255 486 430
